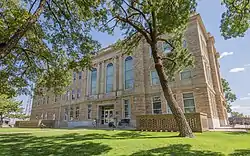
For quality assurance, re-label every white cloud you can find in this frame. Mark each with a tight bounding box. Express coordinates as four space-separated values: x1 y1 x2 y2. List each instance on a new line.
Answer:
231 105 240 109
219 52 234 59
229 68 245 73
239 97 250 100
244 64 250 67
248 93 250 96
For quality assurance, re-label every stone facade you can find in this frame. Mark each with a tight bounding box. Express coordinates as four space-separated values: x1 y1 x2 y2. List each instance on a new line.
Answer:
30 14 228 129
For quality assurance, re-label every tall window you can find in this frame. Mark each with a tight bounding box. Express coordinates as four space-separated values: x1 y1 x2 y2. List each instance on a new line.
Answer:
78 71 82 79
183 93 195 113
72 90 75 100
54 95 57 102
91 68 97 95
162 42 172 53
47 96 49 104
70 107 74 120
152 96 162 114
75 106 80 119
124 56 134 89
106 63 114 93
77 89 81 99
124 99 131 118
73 72 76 81
149 45 152 57
43 97 46 104
87 104 92 119
151 71 160 85
64 108 68 121
180 70 192 80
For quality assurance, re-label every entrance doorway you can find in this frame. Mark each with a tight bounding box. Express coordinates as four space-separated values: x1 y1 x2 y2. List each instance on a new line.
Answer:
104 109 114 124
100 105 114 125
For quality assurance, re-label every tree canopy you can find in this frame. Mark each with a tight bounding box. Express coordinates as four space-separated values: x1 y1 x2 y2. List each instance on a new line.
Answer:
1 0 250 98
231 111 245 118
0 0 104 97
0 94 23 124
221 78 237 113
221 0 250 39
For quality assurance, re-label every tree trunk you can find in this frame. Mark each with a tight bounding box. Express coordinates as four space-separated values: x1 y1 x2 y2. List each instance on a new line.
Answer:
151 43 194 138
0 0 46 57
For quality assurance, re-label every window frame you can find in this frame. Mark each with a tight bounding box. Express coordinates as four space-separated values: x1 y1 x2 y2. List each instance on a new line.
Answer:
180 69 192 80
47 96 49 104
78 71 82 79
182 92 196 113
64 108 68 121
77 89 81 99
162 42 172 53
91 68 97 95
123 99 131 119
150 70 160 85
73 72 76 81
152 96 162 114
87 104 92 120
106 63 114 93
70 107 74 120
72 90 75 100
75 106 80 120
124 56 134 90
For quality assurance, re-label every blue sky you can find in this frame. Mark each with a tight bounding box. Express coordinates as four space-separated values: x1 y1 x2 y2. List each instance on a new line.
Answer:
18 0 250 115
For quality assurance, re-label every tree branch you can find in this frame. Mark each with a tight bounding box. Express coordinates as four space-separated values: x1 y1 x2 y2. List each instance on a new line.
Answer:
29 0 39 13
157 38 175 52
123 0 152 31
115 15 151 43
46 1 67 37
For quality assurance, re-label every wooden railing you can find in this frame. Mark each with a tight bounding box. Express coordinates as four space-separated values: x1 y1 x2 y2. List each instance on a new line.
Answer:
15 120 55 128
136 113 209 132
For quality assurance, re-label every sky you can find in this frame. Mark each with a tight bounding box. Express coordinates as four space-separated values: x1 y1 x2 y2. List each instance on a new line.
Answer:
18 0 250 115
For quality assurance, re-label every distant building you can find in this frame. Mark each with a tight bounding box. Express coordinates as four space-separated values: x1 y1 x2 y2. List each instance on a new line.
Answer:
30 14 228 129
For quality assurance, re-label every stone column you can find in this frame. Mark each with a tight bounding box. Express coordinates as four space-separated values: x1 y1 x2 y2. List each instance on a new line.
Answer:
100 61 105 95
113 57 117 91
96 63 100 95
86 70 90 96
118 55 123 90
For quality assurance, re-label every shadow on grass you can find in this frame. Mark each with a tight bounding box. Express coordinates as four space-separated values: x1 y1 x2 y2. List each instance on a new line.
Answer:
129 144 250 156
224 131 250 136
229 149 250 156
46 131 178 142
0 133 112 156
1 131 250 156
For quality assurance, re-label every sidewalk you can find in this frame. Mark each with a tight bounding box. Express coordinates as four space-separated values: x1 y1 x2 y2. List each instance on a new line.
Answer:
210 125 249 132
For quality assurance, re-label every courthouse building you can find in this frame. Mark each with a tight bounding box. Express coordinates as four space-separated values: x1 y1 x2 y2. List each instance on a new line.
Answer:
30 14 228 129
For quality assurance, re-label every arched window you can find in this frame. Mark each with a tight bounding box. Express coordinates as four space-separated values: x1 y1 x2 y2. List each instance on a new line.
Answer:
124 56 134 89
162 42 172 53
91 68 97 95
106 63 114 93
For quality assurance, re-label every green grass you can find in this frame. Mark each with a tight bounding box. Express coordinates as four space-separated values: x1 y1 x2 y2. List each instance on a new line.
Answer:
0 128 249 156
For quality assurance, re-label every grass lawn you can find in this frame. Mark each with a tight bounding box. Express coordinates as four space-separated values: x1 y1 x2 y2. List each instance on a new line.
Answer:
0 128 249 156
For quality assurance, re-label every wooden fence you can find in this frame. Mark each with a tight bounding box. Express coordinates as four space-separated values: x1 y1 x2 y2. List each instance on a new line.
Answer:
136 113 209 132
15 120 55 128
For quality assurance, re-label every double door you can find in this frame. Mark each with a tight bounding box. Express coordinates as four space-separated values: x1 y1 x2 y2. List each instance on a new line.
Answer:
104 109 114 124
